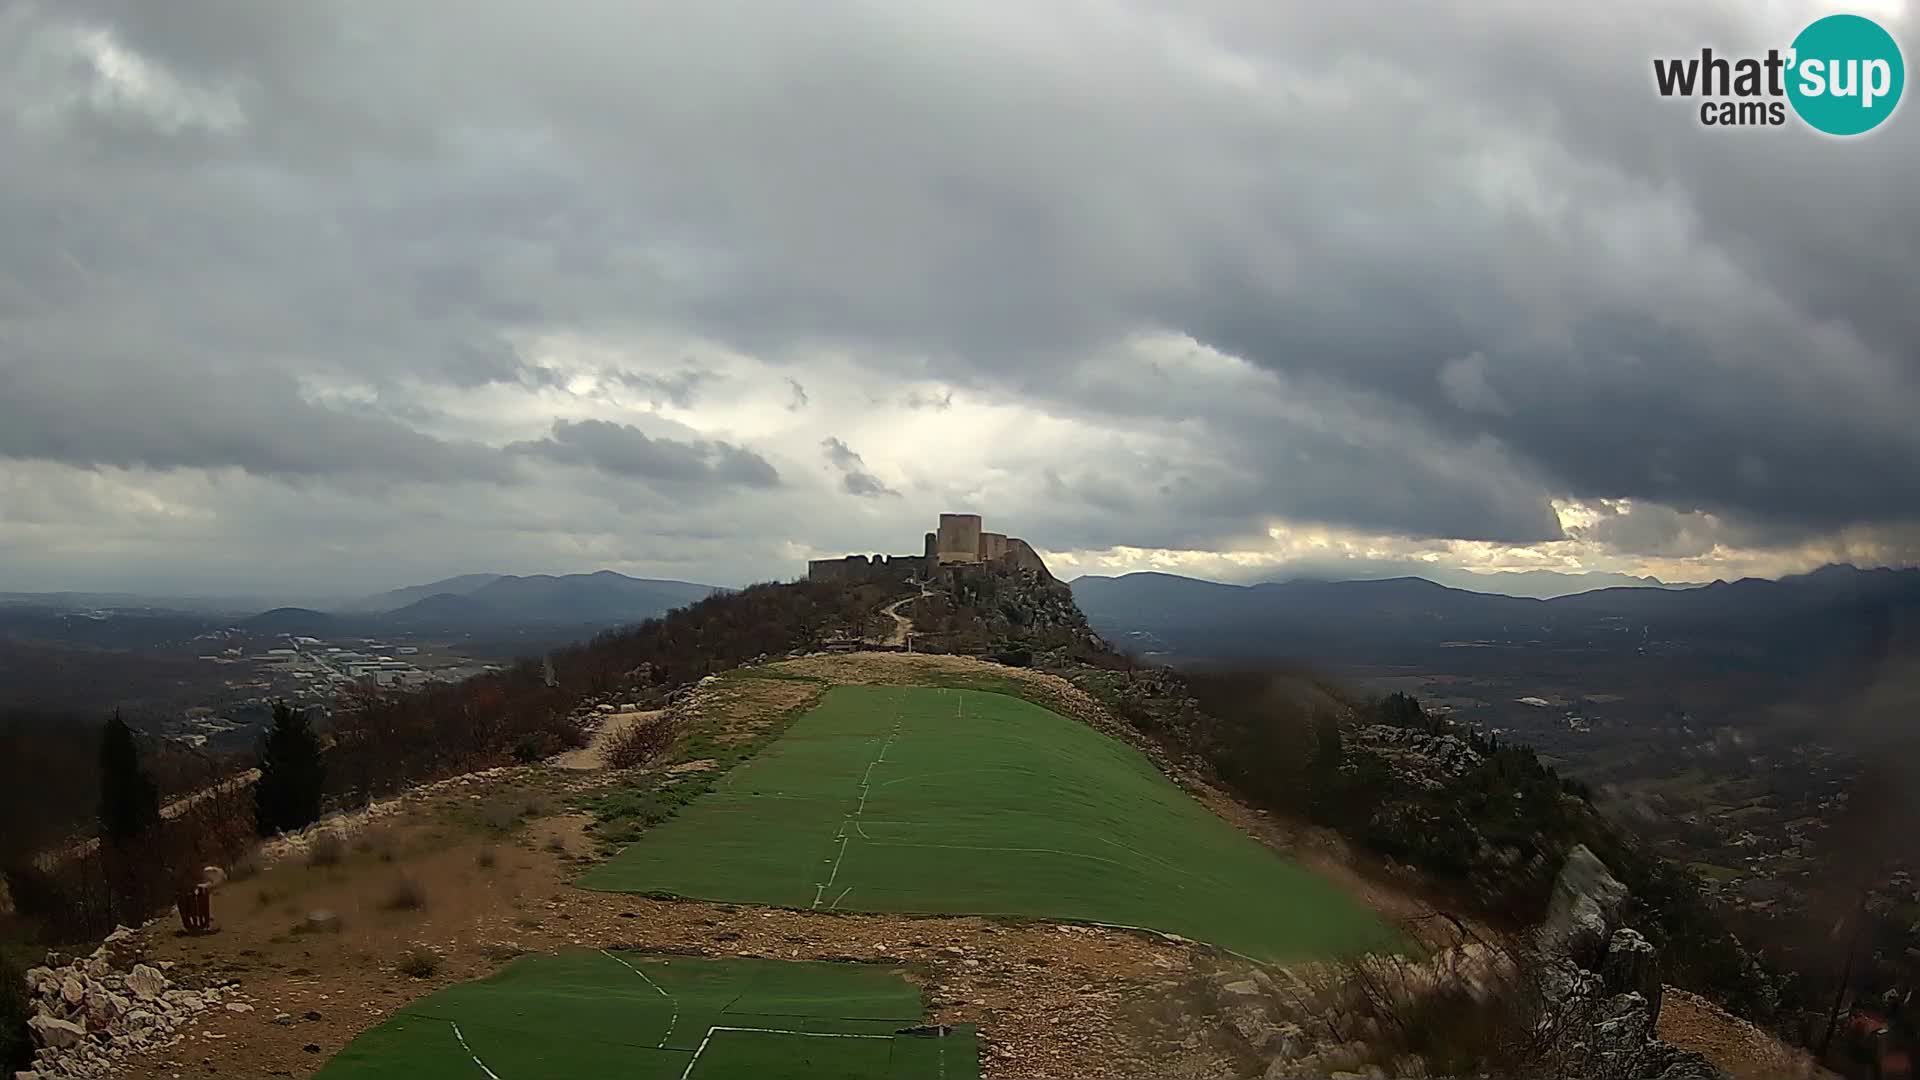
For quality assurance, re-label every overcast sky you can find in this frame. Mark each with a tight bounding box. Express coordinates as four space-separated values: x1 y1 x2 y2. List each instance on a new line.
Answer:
2 0 1917 597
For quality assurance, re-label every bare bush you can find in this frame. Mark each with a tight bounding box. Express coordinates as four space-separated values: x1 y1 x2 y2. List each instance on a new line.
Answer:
226 848 262 882
1309 929 1642 1080
604 715 680 770
397 945 440 978
306 831 345 867
380 876 427 911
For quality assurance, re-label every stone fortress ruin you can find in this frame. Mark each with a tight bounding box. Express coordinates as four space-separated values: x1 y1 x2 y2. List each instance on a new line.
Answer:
808 513 1053 584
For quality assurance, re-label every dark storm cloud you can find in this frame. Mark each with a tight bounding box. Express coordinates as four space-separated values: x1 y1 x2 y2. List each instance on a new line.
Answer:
820 437 899 499
2 0 1915 588
0 360 505 481
509 419 779 489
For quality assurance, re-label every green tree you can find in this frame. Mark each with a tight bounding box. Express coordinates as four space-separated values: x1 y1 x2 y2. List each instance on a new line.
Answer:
97 711 160 845
255 702 325 836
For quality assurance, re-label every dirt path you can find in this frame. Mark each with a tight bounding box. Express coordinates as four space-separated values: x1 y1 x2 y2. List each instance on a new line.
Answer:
550 709 664 770
1659 986 1832 1079
877 589 927 646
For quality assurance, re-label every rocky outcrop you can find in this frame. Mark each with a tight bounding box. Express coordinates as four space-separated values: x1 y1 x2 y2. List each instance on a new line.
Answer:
1348 725 1484 790
18 924 252 1079
1531 851 1726 1080
1604 928 1663 1017
1539 844 1631 969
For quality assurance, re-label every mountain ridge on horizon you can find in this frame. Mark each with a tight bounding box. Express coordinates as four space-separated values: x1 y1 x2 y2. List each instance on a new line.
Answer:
1068 562 1920 671
1067 562 1917 601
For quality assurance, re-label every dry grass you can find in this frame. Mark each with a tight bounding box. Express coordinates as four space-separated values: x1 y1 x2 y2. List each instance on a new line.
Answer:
306 831 346 868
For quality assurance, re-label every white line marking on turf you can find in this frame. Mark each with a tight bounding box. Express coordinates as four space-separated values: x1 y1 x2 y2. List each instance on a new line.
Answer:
448 1020 502 1080
600 949 678 1048
829 884 853 910
678 1025 893 1080
812 715 901 908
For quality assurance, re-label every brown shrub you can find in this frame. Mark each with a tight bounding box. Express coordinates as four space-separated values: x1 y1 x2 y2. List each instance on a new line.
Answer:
226 848 262 882
306 831 346 867
380 877 427 911
604 715 680 770
397 945 440 978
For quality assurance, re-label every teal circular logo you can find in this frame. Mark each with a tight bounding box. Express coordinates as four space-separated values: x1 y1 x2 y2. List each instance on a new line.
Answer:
1787 14 1904 135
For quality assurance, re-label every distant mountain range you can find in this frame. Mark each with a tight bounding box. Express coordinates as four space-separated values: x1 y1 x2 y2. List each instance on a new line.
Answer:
235 572 722 637
1409 568 1685 599
1070 565 1920 672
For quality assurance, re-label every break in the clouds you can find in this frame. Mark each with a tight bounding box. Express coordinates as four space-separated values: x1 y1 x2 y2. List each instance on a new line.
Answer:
1 0 1916 596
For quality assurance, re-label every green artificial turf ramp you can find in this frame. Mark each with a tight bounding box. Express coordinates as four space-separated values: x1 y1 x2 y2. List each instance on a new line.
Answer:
580 684 1395 961
315 950 976 1080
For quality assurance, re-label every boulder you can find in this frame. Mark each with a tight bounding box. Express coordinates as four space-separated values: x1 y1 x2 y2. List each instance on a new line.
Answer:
1539 845 1629 968
304 909 342 934
26 1015 86 1050
1593 992 1656 1055
59 977 84 1007
125 965 167 1001
1603 929 1662 1020
96 926 140 968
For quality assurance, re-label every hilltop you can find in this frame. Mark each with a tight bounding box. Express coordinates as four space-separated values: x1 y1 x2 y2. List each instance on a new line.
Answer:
4 556 1821 1079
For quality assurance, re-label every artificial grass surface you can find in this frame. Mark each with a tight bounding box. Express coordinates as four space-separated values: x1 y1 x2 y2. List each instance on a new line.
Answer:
580 684 1396 962
314 950 975 1080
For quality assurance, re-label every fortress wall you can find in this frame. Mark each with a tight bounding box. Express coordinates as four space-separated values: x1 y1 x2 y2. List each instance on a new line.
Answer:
807 555 872 583
1002 538 1055 581
812 515 1041 581
809 553 928 583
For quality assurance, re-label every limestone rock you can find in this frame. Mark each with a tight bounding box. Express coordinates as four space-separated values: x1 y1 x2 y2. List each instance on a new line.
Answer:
1539 845 1629 968
1635 1041 1727 1080
125 964 167 1001
1603 929 1662 1020
59 977 84 1007
27 1015 86 1050
96 926 140 968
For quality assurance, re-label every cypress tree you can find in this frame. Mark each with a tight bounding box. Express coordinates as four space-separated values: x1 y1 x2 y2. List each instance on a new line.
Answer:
255 702 325 836
98 711 160 845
